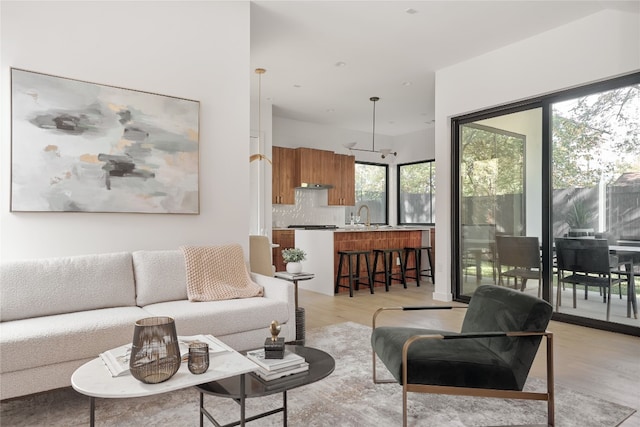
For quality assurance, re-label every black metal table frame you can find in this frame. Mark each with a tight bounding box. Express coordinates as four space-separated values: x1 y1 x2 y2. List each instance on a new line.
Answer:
197 346 334 427
199 379 290 427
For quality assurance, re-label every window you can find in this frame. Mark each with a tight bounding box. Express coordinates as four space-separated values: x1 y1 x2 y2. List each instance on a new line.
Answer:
346 162 388 224
397 160 436 225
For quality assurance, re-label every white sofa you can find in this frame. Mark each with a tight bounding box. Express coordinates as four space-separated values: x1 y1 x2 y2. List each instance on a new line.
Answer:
0 249 295 400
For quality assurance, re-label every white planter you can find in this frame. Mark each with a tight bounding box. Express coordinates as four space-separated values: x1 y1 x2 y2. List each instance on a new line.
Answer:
286 262 303 274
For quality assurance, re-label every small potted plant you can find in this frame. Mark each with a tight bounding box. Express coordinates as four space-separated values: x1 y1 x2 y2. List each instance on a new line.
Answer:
282 248 307 274
566 200 594 238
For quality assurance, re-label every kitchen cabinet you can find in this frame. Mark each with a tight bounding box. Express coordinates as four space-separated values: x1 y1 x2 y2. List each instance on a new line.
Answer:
328 154 355 206
272 229 294 272
296 147 334 187
272 146 295 204
272 146 356 206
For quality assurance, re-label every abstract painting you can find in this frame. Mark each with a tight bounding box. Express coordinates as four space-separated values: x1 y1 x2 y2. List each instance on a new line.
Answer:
10 68 200 213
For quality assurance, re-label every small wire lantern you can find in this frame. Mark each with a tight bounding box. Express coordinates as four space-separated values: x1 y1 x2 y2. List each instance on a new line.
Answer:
129 317 181 384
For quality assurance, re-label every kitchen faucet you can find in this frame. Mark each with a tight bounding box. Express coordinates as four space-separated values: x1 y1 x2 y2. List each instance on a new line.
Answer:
357 204 370 227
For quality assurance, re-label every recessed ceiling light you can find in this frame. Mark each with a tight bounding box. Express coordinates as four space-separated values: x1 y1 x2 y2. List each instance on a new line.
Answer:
405 8 418 14
335 61 347 67
402 81 412 87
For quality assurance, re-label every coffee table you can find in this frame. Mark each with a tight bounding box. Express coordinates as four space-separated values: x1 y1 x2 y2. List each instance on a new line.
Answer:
196 345 335 427
71 337 258 427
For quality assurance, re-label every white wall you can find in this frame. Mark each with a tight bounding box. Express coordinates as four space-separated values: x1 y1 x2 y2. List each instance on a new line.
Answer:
478 109 543 239
0 1 251 260
433 9 640 301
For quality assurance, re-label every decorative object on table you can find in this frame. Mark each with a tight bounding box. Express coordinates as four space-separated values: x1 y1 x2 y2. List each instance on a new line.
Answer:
188 343 210 375
10 68 200 214
282 247 306 274
129 317 181 384
264 320 285 359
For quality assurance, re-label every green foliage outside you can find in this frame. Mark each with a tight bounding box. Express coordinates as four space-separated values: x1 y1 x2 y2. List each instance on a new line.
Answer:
552 85 640 189
460 125 525 198
399 162 435 194
355 163 386 200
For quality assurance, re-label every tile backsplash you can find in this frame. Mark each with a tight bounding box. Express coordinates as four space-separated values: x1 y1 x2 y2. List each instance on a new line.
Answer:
272 189 348 227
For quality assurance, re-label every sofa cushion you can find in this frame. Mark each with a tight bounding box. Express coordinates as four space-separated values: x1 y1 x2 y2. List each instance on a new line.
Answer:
181 245 263 302
132 250 188 306
0 252 136 322
141 297 289 338
0 306 148 373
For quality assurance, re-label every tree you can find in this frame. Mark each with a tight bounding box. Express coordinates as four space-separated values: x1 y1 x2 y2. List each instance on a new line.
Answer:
552 85 640 189
460 124 524 198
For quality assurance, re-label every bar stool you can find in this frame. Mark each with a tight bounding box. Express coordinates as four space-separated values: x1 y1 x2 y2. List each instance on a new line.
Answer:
334 250 374 297
372 248 407 292
403 246 434 285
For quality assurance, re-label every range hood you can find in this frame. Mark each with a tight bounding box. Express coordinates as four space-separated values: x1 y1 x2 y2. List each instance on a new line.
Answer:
296 182 333 190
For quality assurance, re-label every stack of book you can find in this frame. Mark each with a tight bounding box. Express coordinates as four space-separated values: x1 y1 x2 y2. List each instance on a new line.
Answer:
246 348 308 381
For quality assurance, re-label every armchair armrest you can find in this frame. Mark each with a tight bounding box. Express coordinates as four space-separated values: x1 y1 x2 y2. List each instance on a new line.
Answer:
372 305 464 329
401 330 554 401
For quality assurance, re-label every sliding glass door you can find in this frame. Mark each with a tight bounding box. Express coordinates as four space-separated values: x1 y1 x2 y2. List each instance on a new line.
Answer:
453 73 640 335
552 84 640 329
457 109 542 298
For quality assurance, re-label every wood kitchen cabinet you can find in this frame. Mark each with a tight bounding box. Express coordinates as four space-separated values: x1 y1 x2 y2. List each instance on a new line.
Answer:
295 147 334 187
272 146 295 204
272 229 294 272
328 153 355 206
273 146 355 206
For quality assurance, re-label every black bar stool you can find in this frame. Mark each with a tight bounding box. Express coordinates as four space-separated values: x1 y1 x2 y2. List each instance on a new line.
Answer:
403 246 434 285
372 248 407 292
334 250 374 297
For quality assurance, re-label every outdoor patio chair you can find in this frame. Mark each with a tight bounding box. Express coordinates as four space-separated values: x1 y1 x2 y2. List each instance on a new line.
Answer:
496 235 542 297
555 238 627 321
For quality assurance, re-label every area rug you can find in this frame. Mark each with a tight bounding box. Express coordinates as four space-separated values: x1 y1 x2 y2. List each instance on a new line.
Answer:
1 322 635 426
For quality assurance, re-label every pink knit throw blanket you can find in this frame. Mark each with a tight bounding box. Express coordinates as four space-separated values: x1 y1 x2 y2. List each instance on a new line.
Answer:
181 244 263 302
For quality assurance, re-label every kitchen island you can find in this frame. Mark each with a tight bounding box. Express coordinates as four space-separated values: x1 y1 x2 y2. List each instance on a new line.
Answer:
276 227 434 296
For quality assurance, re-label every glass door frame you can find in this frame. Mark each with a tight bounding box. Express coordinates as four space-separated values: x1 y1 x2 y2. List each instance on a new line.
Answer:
451 72 640 336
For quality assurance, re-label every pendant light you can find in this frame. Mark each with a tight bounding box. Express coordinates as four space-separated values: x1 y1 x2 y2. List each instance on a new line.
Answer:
250 68 272 164
345 96 397 159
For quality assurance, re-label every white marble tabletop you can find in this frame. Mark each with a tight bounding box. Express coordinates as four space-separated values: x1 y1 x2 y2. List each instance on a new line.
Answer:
72 339 258 399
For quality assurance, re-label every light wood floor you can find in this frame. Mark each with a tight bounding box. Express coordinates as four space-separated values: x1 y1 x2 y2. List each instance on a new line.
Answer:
301 283 640 426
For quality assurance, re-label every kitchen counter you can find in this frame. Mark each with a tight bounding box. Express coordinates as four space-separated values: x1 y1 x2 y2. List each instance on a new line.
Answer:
273 226 432 232
285 227 434 296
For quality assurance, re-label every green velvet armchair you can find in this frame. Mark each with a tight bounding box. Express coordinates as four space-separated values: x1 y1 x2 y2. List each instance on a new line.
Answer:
371 285 554 426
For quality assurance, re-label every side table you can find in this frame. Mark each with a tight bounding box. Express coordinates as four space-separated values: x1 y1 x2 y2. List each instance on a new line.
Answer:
274 272 314 345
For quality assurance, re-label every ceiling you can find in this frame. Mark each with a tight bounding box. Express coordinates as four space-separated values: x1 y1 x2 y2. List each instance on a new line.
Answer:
250 1 639 138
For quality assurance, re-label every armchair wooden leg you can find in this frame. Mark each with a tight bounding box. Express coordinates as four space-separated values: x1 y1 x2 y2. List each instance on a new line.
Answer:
547 332 555 427
403 383 408 427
